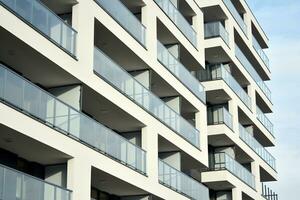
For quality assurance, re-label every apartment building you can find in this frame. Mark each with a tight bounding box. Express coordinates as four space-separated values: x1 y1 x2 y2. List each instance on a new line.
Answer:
0 0 277 199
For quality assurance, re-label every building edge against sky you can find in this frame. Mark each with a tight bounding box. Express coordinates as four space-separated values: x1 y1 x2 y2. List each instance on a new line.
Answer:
0 0 278 199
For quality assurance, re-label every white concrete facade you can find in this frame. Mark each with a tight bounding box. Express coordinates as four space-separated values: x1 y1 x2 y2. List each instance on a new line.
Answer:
0 0 277 199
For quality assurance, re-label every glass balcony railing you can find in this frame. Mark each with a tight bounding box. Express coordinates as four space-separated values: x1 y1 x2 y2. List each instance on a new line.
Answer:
239 124 276 170
0 164 72 200
154 0 197 47
223 0 247 36
256 106 274 136
94 47 200 148
157 41 206 103
204 22 229 46
198 64 252 110
212 152 256 189
0 0 77 56
207 106 233 130
158 159 209 200
0 64 146 175
95 0 146 46
252 36 270 70
235 44 272 102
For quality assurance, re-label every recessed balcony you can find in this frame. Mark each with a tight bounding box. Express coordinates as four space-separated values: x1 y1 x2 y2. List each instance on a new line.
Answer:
256 106 274 136
93 47 200 148
252 35 270 70
211 152 256 189
0 0 77 57
207 105 233 131
158 159 209 200
204 22 230 47
198 64 252 110
235 44 272 102
95 0 146 47
0 64 146 175
0 163 72 200
154 0 197 47
157 41 206 103
239 124 276 170
222 0 247 36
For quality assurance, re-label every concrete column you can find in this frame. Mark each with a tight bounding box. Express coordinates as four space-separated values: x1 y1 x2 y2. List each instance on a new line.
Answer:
232 188 242 200
67 158 91 200
247 84 256 113
225 18 235 54
193 9 205 64
243 12 252 43
228 99 239 134
72 0 95 73
142 0 157 57
251 161 261 194
195 109 208 166
141 126 158 181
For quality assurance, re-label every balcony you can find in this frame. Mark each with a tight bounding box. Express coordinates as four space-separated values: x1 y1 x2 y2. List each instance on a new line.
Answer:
154 0 197 47
158 159 209 200
256 106 274 136
94 47 200 148
207 106 233 130
0 64 146 175
198 64 252 110
0 0 77 56
252 35 270 70
157 41 206 103
95 0 146 46
204 22 229 47
222 0 247 36
0 164 72 200
235 44 272 102
239 124 276 170
262 183 279 200
212 152 256 189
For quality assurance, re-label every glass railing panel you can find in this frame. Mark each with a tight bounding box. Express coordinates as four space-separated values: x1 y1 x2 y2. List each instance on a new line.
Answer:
213 153 256 189
198 64 252 110
239 124 276 170
256 106 274 136
158 160 209 200
222 0 247 36
0 164 72 200
252 36 270 69
235 44 271 101
95 0 146 46
94 47 200 147
204 22 229 46
0 0 77 56
157 41 206 103
207 106 233 130
154 0 197 47
0 64 146 174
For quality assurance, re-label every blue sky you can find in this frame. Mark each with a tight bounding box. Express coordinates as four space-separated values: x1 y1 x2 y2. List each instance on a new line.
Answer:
247 0 300 199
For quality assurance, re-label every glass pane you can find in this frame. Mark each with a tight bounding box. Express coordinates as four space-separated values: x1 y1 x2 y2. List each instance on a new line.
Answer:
32 1 48 34
49 14 62 45
0 66 5 98
22 175 44 200
4 70 23 109
3 169 19 199
23 82 41 118
54 101 69 132
16 0 33 22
